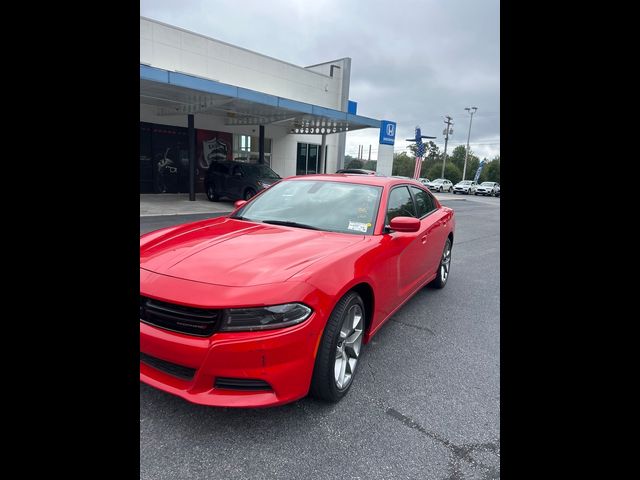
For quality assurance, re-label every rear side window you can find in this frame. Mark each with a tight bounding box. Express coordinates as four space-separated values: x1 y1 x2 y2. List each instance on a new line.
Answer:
386 186 416 224
410 186 436 217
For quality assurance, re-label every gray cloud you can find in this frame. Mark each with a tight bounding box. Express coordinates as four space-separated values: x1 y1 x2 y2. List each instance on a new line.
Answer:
141 0 499 159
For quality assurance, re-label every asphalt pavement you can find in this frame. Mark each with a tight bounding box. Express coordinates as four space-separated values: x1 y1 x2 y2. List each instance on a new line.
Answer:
139 195 500 480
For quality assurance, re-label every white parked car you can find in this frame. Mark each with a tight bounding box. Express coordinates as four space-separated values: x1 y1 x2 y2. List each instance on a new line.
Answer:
426 178 453 192
475 181 500 196
453 180 477 195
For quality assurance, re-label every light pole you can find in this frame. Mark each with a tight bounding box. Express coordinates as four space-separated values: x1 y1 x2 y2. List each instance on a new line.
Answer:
462 106 477 180
441 116 453 178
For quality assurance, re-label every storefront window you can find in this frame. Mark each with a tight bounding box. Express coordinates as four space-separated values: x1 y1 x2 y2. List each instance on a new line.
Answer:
233 134 272 165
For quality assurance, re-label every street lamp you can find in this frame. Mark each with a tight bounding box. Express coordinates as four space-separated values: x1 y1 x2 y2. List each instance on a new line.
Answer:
462 106 478 180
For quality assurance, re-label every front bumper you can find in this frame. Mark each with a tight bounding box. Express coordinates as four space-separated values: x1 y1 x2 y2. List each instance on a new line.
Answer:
140 270 324 407
140 315 319 407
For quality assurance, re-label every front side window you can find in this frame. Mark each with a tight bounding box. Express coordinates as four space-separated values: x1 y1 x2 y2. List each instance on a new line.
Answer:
410 186 435 217
386 186 416 224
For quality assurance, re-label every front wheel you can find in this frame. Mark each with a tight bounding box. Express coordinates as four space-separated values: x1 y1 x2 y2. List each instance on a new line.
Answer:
429 237 452 289
310 292 365 402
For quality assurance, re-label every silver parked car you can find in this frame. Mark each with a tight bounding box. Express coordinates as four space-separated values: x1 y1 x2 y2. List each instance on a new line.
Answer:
426 178 453 192
475 181 500 196
453 180 477 194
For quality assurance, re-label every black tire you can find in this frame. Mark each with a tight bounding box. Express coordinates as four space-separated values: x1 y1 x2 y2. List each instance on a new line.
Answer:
474 192 478 196
439 186 443 192
448 187 453 193
206 184 219 202
244 188 256 200
310 291 365 403
429 237 452 289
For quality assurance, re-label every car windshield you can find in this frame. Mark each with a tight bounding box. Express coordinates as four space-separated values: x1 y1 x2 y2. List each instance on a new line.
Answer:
458 181 472 185
231 180 382 235
244 164 280 179
432 179 445 183
481 182 494 186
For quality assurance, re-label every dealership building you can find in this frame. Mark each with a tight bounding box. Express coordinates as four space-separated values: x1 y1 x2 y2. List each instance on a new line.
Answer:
140 16 396 196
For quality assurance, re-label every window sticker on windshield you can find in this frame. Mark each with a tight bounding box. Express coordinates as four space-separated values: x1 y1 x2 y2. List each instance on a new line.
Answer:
348 221 370 233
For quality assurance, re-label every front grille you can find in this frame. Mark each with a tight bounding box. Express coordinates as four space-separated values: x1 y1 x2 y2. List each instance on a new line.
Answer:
214 377 272 391
140 296 221 337
140 352 196 380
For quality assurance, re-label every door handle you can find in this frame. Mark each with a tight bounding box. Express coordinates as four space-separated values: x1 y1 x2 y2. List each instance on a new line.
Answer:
421 235 428 244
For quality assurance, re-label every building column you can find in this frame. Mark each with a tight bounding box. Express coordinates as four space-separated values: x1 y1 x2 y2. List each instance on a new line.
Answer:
188 114 195 201
320 133 327 173
258 125 265 164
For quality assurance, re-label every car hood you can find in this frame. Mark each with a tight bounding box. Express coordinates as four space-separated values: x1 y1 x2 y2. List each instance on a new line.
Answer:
140 218 364 286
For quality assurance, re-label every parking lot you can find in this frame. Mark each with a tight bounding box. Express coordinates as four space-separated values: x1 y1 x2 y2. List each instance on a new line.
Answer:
140 195 500 480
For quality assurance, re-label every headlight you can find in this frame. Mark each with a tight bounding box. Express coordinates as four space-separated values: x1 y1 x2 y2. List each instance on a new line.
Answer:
220 303 312 331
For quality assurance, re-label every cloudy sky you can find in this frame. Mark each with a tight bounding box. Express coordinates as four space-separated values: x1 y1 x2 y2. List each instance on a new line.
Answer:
141 0 499 160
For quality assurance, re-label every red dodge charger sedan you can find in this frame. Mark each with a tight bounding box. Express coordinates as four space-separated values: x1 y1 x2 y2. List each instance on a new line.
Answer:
140 174 455 407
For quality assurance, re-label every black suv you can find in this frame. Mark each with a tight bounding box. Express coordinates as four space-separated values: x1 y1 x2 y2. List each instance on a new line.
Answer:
204 161 281 201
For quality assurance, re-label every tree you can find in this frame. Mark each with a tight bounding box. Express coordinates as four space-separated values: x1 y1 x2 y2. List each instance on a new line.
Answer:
391 152 414 177
344 155 356 166
408 141 440 162
479 156 500 183
449 145 480 179
362 160 377 171
426 162 462 184
346 158 364 169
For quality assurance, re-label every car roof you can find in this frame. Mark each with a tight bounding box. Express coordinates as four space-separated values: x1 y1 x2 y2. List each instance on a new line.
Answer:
282 174 425 187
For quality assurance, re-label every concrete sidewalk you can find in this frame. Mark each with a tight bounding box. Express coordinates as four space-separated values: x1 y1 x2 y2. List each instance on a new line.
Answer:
139 192 474 217
140 194 236 217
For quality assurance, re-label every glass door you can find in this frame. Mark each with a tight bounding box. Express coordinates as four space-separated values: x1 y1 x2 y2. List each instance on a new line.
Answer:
296 143 320 175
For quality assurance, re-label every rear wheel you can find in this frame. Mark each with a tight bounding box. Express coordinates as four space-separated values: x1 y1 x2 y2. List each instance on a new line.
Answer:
439 186 443 192
310 292 365 402
448 186 453 192
429 238 452 289
206 184 219 202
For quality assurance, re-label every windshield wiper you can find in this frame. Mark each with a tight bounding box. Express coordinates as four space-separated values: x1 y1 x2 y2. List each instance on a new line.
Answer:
261 220 322 231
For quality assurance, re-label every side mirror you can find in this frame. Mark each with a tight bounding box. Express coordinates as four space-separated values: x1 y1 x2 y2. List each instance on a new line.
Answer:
234 200 247 209
389 216 420 233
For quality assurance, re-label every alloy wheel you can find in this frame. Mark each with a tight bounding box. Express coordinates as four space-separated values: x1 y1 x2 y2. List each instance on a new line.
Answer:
334 304 363 390
440 240 452 283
